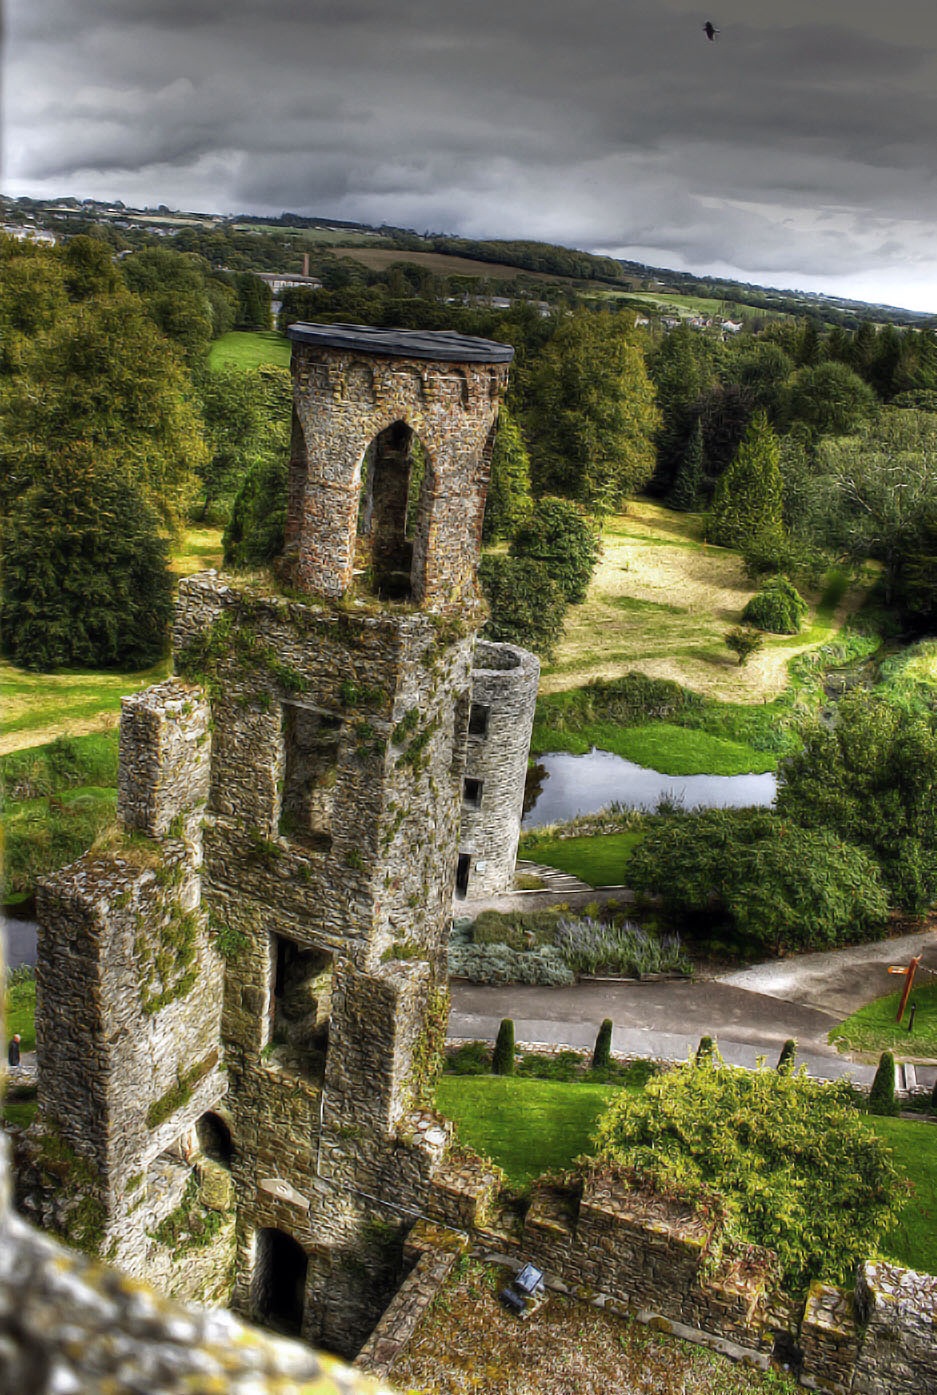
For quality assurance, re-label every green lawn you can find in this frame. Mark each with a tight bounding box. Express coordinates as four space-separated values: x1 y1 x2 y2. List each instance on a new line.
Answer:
520 830 644 886
831 982 937 1059
6 972 36 1053
532 719 775 777
208 330 291 371
861 1114 937 1275
438 1074 937 1276
436 1075 618 1185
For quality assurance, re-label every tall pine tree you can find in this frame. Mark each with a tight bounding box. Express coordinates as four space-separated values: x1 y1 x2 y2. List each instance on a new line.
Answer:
670 418 705 511
707 412 784 552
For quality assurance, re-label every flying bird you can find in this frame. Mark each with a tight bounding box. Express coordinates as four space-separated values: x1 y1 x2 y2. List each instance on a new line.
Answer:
703 21 719 40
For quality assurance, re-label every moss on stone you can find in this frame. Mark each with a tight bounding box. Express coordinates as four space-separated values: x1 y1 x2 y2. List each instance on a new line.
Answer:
146 1050 219 1130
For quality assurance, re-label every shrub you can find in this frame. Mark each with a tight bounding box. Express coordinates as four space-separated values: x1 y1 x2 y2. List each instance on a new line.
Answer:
695 1035 716 1065
554 916 690 977
447 941 575 987
593 1019 613 1069
742 576 809 634
725 625 764 667
593 1055 904 1294
470 908 561 951
492 1019 515 1076
511 495 601 604
931 1076 937 1116
478 554 567 658
626 808 889 956
869 1051 898 1116
777 1039 797 1073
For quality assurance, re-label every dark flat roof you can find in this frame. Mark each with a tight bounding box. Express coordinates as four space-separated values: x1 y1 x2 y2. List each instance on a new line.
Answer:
286 321 514 363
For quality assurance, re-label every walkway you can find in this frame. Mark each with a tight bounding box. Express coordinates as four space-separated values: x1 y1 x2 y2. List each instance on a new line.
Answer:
449 925 937 1088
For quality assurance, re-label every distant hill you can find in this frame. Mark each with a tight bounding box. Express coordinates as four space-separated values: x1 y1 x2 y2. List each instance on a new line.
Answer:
4 194 933 328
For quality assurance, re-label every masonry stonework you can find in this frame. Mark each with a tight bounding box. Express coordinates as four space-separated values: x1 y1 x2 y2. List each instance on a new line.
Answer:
458 640 540 899
22 323 517 1359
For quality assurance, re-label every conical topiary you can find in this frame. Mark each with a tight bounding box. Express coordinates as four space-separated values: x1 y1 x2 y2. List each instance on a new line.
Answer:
869 1050 898 1116
492 1018 515 1076
777 1039 797 1073
593 1018 614 1070
695 1035 716 1066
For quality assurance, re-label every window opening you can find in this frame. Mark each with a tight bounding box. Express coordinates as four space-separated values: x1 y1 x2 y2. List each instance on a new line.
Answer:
268 935 332 1082
463 778 483 809
254 1228 308 1338
468 703 490 737
357 420 414 600
455 853 471 898
196 1112 233 1168
279 704 342 851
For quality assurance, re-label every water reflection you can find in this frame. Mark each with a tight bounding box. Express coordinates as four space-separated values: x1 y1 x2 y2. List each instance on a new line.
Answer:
523 749 777 828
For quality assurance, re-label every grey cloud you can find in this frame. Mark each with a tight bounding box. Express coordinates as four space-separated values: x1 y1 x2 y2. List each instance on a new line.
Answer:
7 0 937 308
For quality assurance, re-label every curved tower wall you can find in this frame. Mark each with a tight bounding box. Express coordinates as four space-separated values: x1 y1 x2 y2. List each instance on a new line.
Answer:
457 640 540 899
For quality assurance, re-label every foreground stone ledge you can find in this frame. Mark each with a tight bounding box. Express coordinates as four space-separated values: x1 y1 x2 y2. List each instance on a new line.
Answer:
0 1201 394 1394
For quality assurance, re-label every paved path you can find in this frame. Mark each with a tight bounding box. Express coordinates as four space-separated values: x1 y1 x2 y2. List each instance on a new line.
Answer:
450 926 937 1087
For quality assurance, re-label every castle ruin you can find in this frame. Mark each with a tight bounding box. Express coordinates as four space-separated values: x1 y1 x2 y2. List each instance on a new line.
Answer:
23 322 519 1354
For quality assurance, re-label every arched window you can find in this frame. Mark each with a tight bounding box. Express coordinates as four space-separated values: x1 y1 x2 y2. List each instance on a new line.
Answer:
253 1227 308 1337
356 421 432 601
196 1111 233 1168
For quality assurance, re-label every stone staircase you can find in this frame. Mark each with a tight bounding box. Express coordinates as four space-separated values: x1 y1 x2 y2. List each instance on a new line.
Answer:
514 858 593 896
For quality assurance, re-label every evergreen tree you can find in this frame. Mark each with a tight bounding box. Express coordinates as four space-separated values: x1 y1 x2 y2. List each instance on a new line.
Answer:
670 418 705 511
525 309 660 514
492 1018 515 1075
695 1035 716 1066
482 404 533 542
777 1039 797 1073
707 412 784 553
592 1018 614 1069
868 1051 898 1116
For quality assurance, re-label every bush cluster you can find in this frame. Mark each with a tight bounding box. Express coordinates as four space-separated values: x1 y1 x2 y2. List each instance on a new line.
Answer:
593 1054 904 1294
742 575 808 634
448 940 575 987
626 807 889 955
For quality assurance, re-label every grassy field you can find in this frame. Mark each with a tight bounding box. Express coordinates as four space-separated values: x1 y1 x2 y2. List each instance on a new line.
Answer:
541 501 862 704
861 1114 937 1274
208 330 291 371
332 246 582 286
436 1075 617 1185
0 528 222 754
520 830 644 886
6 972 36 1053
437 1074 937 1276
831 982 937 1060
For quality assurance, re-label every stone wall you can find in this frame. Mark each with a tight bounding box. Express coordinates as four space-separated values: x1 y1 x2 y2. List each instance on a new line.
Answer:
851 1261 937 1394
459 640 540 899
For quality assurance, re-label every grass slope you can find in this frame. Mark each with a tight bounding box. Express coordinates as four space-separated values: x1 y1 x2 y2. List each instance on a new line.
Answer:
831 982 937 1060
540 501 861 705
208 330 291 371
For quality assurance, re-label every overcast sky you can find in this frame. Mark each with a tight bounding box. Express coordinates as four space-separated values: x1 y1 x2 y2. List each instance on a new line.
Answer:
6 0 937 312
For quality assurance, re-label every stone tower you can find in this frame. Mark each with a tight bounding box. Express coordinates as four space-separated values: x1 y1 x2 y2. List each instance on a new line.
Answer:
27 322 513 1356
457 641 540 900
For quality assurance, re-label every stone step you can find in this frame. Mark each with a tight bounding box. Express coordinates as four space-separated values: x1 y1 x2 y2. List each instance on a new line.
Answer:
515 859 593 894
